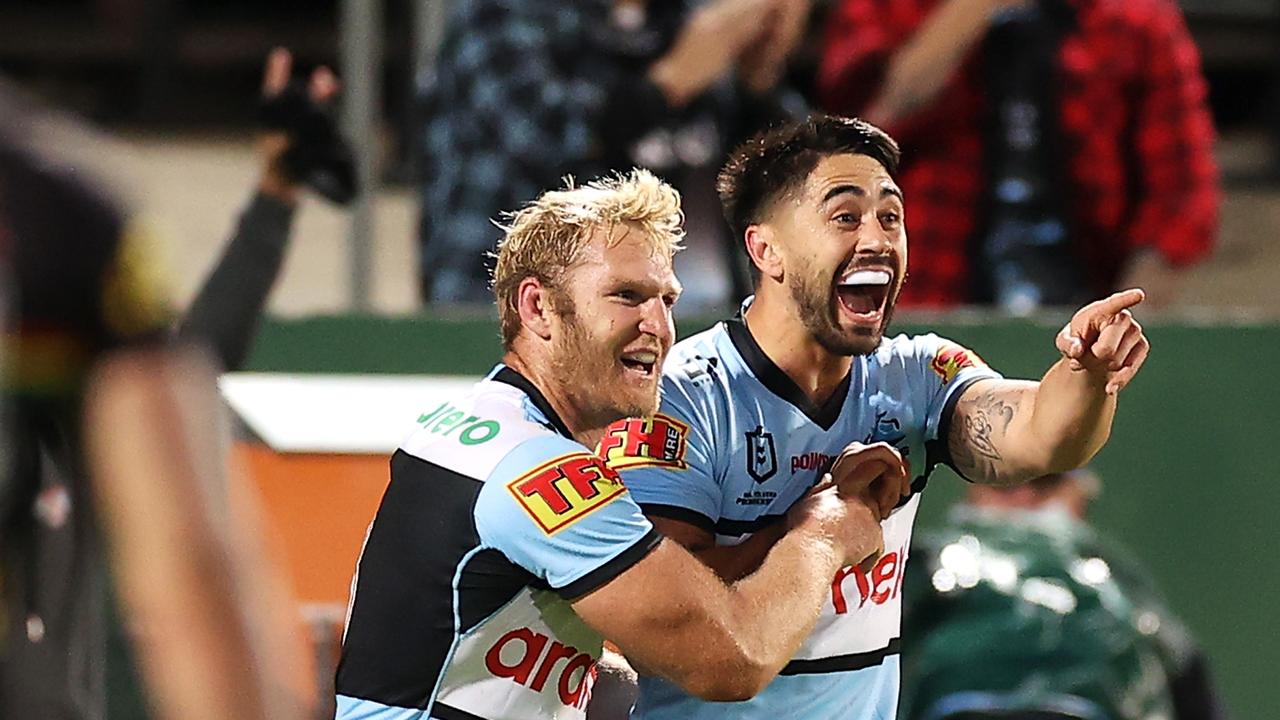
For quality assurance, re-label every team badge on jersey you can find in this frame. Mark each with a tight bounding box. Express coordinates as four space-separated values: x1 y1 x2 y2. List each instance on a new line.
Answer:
507 452 629 534
930 343 987 384
745 425 778 483
597 414 690 471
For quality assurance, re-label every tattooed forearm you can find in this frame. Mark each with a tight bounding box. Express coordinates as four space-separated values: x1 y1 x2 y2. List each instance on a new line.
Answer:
948 385 1025 485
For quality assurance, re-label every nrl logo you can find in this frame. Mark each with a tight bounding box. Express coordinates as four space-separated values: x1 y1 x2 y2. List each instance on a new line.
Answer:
745 425 777 484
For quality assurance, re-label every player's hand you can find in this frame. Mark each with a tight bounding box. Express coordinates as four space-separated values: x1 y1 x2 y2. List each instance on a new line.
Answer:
1056 288 1151 395
788 484 884 571
257 48 342 204
815 441 910 521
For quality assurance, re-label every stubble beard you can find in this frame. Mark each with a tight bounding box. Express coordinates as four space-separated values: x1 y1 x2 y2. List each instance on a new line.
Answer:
789 269 898 357
549 313 658 430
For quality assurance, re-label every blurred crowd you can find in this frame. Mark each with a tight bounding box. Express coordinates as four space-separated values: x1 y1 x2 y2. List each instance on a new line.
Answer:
415 0 1219 313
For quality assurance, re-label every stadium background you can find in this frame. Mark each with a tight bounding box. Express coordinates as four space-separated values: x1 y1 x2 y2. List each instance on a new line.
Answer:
3 0 1277 717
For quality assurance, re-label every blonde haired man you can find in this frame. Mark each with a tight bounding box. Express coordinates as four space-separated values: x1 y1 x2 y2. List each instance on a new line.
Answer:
335 170 887 720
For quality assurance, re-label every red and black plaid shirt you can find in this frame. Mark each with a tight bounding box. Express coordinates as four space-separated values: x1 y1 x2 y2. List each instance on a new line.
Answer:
818 0 1219 307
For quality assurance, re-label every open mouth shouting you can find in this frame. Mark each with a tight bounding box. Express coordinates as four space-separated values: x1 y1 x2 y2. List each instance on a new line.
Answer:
619 349 660 381
835 266 893 328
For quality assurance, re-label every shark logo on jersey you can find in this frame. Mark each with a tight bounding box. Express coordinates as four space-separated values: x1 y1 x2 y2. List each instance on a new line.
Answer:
745 426 778 483
866 409 908 452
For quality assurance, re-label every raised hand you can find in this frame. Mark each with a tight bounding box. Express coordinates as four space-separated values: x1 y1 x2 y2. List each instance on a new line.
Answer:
1056 288 1150 395
257 48 348 204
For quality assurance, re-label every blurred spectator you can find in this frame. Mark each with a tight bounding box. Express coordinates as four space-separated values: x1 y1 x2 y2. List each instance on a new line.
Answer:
177 47 352 371
417 0 811 305
900 469 1229 720
0 48 337 720
818 0 1220 311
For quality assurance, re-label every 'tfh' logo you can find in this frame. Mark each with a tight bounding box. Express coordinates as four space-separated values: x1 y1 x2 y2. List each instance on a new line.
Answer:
507 453 627 534
745 426 777 483
597 414 690 470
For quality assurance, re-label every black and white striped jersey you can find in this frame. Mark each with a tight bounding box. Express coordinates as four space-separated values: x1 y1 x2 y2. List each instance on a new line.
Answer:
335 366 661 720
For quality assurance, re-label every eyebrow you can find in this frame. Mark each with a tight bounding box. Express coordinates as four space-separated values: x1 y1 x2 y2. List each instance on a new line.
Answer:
605 276 682 297
820 183 905 205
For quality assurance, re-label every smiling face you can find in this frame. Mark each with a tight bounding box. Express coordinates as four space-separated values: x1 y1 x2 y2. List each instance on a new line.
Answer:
546 224 681 428
762 153 907 356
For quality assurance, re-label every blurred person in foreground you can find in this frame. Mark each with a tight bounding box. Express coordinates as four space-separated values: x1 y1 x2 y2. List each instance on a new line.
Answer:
0 47 345 720
901 469 1229 720
817 0 1219 312
417 0 813 304
601 115 1151 719
335 169 890 720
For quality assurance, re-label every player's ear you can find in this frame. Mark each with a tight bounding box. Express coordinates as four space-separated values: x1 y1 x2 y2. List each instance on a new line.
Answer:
744 224 784 283
516 277 555 341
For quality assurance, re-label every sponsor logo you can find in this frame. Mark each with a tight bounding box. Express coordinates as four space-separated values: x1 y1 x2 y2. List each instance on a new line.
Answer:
831 543 908 614
745 426 778 483
508 453 627 534
597 414 690 470
930 343 987 385
484 627 597 710
418 402 501 445
790 451 835 475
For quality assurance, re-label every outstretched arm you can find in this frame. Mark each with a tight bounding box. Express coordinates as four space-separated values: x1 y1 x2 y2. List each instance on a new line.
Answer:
948 289 1150 485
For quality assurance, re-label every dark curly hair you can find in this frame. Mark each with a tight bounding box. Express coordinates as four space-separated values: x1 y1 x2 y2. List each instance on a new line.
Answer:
717 114 900 242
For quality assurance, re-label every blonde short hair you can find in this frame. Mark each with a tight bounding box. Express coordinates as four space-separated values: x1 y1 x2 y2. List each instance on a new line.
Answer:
492 168 684 348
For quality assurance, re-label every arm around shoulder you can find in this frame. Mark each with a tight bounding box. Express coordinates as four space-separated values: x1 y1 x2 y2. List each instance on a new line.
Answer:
571 488 881 701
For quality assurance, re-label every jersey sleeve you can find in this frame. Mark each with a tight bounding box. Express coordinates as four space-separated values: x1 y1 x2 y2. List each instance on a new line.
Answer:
597 371 723 533
881 334 1002 483
474 434 661 600
905 333 1003 444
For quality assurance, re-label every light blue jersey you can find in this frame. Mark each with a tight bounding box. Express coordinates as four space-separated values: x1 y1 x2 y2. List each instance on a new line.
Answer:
601 314 1001 720
336 366 661 720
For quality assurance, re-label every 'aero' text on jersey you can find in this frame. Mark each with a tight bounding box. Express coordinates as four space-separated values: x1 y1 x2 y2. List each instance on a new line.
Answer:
335 366 661 720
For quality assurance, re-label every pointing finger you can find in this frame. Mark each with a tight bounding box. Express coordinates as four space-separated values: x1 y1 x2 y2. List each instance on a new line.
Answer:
1069 288 1144 348
1084 288 1146 323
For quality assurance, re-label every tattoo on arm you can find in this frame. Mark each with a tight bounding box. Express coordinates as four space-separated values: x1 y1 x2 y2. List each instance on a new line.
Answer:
948 385 1024 485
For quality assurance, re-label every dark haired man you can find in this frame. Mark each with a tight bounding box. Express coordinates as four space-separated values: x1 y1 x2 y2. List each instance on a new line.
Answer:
604 114 1150 718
